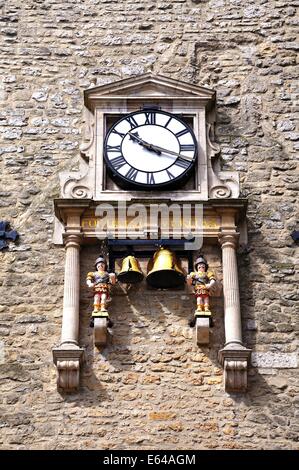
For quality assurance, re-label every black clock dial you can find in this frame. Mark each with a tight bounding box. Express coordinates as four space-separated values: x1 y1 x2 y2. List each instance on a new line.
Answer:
104 109 197 190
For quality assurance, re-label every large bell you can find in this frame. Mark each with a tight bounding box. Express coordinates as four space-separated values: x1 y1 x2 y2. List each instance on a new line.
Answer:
146 248 185 288
117 255 144 284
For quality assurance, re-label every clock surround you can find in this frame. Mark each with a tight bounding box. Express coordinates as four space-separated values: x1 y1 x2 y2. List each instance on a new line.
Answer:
59 72 240 202
103 108 197 190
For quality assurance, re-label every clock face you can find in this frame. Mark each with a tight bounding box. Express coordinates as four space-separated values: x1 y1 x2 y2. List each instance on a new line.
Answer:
104 109 197 190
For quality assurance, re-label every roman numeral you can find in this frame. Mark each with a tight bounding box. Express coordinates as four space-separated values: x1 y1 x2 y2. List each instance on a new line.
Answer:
180 144 195 152
175 128 189 138
110 155 126 170
166 169 175 180
144 112 156 125
164 116 172 128
126 167 138 181
147 172 155 184
126 116 138 129
175 158 189 169
111 128 125 138
107 144 122 152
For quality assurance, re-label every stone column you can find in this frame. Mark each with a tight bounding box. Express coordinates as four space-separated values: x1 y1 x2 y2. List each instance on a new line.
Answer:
52 210 85 392
219 233 242 347
218 219 251 392
60 234 81 346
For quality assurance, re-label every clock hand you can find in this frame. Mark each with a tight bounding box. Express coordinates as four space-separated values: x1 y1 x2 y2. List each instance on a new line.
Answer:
129 131 161 155
128 132 194 162
145 143 194 162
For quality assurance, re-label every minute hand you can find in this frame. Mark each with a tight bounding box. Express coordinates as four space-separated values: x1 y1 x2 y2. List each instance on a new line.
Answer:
128 131 195 162
145 143 194 162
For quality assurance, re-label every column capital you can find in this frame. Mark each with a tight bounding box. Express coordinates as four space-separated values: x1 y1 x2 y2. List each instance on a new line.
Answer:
63 233 83 249
218 231 239 250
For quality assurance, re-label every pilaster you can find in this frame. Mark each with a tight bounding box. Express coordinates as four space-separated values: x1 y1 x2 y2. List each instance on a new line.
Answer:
52 208 86 392
218 210 251 392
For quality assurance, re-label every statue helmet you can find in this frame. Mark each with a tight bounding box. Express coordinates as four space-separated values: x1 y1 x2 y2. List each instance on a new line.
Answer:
194 256 208 271
95 256 107 269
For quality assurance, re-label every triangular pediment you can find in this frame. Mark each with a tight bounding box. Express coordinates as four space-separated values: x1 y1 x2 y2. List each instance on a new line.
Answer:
84 73 215 107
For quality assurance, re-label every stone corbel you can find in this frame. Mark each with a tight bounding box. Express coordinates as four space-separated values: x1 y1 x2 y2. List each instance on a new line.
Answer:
196 317 210 345
218 344 251 393
53 346 84 392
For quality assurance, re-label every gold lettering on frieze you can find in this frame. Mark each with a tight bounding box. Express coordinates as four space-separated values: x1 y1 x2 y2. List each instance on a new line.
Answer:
203 217 221 229
81 216 220 232
81 218 98 229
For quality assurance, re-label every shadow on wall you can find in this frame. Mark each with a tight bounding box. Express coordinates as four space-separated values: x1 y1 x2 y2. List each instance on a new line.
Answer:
239 214 297 353
56 241 297 449
75 244 225 400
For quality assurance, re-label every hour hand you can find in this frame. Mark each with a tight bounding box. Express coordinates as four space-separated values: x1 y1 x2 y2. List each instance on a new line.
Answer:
128 132 161 155
129 131 141 143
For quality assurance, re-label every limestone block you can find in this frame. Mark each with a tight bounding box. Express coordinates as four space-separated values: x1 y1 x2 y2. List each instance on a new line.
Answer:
251 352 298 369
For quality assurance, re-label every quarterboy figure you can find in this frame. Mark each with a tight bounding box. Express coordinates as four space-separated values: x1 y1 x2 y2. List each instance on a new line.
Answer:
187 256 216 327
86 256 116 327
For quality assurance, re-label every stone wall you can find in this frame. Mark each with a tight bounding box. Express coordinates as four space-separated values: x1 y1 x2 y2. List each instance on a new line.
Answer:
0 0 298 450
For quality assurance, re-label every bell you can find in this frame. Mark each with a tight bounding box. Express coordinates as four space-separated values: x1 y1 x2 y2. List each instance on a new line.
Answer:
146 248 185 288
117 255 144 284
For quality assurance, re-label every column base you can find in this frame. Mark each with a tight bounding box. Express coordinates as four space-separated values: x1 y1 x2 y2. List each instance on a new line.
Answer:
218 343 251 393
52 344 85 392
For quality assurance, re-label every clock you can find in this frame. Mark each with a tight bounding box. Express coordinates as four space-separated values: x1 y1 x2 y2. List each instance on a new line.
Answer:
103 109 197 190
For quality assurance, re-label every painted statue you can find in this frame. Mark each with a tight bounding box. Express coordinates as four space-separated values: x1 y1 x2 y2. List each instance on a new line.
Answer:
86 256 116 327
187 256 216 326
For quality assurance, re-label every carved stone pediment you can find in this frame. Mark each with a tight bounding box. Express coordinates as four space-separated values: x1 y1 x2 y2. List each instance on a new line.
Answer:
84 72 215 107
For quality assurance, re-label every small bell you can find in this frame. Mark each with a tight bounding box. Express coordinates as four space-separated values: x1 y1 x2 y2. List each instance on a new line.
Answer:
117 255 144 284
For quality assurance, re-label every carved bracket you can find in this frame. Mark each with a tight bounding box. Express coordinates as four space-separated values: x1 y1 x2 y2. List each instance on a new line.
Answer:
94 317 108 347
207 123 240 199
58 109 95 199
79 109 95 162
52 346 85 392
218 344 251 393
196 317 210 345
59 168 93 199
